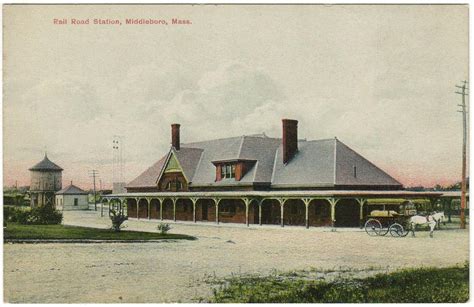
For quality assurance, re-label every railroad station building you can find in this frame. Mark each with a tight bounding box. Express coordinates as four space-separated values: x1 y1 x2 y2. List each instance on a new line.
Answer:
104 119 442 228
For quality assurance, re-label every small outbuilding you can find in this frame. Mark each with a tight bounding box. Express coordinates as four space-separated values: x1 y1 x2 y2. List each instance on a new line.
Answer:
55 183 89 211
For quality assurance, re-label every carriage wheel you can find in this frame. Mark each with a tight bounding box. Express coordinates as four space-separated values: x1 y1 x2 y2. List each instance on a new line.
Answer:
389 223 404 237
364 219 382 236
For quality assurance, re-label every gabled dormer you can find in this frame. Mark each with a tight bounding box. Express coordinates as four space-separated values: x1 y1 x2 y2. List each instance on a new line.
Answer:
212 159 256 182
157 151 188 191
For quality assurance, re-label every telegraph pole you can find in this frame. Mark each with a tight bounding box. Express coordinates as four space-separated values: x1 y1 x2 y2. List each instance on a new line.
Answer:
455 81 468 229
113 135 124 182
88 170 99 212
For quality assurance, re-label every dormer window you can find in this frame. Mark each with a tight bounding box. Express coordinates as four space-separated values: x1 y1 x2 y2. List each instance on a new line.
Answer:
213 159 256 182
220 164 236 179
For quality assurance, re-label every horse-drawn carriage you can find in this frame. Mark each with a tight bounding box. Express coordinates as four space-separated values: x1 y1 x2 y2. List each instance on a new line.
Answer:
364 201 444 238
364 201 416 237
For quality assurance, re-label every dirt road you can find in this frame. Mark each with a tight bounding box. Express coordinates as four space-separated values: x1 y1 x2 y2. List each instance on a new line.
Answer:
3 211 469 303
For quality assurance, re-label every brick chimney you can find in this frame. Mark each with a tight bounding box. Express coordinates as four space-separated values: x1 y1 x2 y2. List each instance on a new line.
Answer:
171 123 180 150
282 119 298 164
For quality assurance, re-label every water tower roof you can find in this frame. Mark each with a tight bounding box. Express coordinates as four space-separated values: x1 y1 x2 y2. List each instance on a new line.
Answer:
29 154 63 171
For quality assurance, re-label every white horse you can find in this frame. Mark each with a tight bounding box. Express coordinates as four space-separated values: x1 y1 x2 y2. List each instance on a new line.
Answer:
409 214 437 238
432 211 445 229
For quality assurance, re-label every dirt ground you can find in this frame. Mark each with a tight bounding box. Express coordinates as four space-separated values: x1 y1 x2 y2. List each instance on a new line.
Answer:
3 210 470 303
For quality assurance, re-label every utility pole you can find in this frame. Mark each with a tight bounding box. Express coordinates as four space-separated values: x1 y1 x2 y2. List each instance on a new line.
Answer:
455 81 468 229
88 170 99 212
113 135 124 182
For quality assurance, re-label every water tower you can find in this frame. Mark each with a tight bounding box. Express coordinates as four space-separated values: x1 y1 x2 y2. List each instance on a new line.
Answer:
29 153 63 207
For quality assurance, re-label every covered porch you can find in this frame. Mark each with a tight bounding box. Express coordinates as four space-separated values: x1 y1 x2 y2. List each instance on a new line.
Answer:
102 190 443 228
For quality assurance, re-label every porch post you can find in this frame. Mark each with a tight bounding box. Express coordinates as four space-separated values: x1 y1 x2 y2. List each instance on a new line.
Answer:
244 198 250 227
172 198 177 222
147 198 151 220
191 198 197 223
279 198 287 228
302 198 311 229
214 198 220 224
258 200 263 226
448 199 452 223
356 198 366 229
159 199 163 221
136 198 140 220
328 198 339 230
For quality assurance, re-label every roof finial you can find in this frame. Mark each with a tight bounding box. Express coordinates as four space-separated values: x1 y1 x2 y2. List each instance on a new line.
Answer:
70 180 73 185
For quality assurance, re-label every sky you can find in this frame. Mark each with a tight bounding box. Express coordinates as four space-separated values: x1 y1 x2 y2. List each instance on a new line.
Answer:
3 4 469 189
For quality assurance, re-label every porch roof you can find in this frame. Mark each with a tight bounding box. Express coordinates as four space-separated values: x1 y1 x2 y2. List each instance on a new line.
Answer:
105 190 443 200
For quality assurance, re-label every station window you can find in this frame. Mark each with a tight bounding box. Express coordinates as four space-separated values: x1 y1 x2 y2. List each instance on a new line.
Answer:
166 178 183 191
220 164 236 179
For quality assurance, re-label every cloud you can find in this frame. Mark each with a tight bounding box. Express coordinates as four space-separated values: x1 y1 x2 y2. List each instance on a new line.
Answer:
140 62 287 141
3 57 464 189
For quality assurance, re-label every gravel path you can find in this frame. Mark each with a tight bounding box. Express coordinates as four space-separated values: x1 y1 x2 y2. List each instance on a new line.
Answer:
4 211 469 303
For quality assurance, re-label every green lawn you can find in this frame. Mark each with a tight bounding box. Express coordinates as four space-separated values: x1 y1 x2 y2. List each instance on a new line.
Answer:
4 223 196 241
210 264 469 303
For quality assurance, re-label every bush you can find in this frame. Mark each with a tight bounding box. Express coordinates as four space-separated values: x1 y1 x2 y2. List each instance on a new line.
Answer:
29 204 63 225
3 205 62 225
5 206 32 224
157 223 171 234
13 209 33 224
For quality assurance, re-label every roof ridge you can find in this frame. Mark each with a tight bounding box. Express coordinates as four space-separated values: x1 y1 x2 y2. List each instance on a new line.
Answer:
191 149 205 183
237 135 246 159
182 134 284 147
304 137 336 143
183 135 244 146
155 150 173 185
270 146 279 183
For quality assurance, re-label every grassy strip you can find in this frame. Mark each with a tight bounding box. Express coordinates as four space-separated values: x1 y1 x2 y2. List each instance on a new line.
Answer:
4 223 196 241
210 264 469 303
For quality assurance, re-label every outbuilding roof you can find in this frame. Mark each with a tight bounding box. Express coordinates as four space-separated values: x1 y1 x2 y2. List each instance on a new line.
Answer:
56 184 88 195
29 154 63 171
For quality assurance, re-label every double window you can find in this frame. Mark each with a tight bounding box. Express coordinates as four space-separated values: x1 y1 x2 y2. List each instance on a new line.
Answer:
220 164 236 179
166 178 183 191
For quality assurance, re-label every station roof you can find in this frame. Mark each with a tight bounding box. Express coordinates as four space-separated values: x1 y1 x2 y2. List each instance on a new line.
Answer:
127 135 402 190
